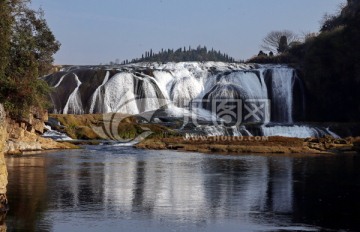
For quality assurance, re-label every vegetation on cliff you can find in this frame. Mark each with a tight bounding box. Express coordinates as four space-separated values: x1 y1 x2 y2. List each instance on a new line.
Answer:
299 0 360 122
248 0 360 122
0 0 60 117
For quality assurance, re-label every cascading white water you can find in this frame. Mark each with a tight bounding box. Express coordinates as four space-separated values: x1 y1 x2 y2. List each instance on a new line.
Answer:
42 125 73 141
152 70 173 100
153 65 207 108
261 125 339 138
47 62 342 139
325 128 341 139
201 125 227 136
100 72 167 114
102 72 139 114
137 75 166 112
199 71 268 101
53 74 67 88
170 76 203 107
270 68 294 123
89 71 110 114
63 74 84 114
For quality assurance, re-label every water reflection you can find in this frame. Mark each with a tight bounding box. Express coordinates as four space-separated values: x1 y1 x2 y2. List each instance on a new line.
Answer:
5 147 360 231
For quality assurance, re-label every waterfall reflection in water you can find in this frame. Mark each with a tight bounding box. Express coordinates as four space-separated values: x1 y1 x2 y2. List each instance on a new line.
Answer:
5 146 360 232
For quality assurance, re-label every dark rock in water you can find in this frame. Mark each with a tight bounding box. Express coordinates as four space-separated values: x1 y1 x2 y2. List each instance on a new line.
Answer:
0 194 8 212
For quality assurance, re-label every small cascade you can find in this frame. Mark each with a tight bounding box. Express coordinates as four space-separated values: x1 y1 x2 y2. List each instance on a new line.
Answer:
89 71 110 114
269 68 294 123
261 125 339 138
201 125 227 136
42 125 73 141
63 74 84 114
325 128 341 139
53 74 67 88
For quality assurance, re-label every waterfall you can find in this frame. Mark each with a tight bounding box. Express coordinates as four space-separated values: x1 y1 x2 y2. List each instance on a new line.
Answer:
170 76 204 108
63 74 84 114
42 125 73 141
46 62 341 138
261 125 339 138
269 68 294 123
202 71 268 101
53 74 67 88
89 71 110 114
102 72 139 114
100 72 167 115
202 126 227 136
135 74 167 113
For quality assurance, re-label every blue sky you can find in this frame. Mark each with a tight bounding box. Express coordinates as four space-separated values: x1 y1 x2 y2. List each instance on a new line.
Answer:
31 0 345 65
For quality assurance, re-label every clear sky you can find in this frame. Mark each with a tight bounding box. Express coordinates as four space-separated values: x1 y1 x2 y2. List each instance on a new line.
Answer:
31 0 345 65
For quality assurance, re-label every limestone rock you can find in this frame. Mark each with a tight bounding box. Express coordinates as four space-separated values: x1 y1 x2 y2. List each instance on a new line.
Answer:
0 104 8 209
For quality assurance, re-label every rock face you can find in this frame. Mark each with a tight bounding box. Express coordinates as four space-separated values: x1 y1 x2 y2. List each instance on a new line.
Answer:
0 104 8 212
4 108 76 154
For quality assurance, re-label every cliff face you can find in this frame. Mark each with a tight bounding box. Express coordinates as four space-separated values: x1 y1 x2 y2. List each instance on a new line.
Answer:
5 108 47 154
4 108 75 154
0 104 8 212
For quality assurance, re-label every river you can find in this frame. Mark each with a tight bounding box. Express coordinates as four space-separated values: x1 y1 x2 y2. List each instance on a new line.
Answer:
4 146 360 232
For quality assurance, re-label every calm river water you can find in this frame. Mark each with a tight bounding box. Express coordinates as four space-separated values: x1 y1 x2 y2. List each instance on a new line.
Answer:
4 146 360 232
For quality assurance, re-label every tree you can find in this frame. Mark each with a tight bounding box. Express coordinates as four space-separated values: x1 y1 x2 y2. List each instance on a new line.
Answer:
0 1 12 80
0 0 60 117
277 35 288 53
258 50 267 56
261 30 299 53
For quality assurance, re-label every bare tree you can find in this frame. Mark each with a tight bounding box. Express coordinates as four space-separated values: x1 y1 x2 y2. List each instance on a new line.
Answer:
261 30 299 53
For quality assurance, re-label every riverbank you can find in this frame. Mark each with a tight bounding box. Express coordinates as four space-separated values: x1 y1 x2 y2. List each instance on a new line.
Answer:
46 114 360 155
136 136 360 154
3 109 78 155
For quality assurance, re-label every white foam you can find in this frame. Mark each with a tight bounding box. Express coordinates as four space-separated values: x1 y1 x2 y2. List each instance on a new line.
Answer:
89 71 110 114
63 74 84 114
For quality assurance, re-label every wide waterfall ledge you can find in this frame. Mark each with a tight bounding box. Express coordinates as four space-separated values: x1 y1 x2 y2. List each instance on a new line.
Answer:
43 62 339 139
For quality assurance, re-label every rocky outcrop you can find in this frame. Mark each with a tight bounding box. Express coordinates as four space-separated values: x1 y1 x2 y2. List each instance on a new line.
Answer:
4 108 77 155
0 104 8 212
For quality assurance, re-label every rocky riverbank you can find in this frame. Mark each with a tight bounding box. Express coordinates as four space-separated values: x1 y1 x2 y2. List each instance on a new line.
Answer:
3 108 77 155
136 136 360 154
47 114 360 154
